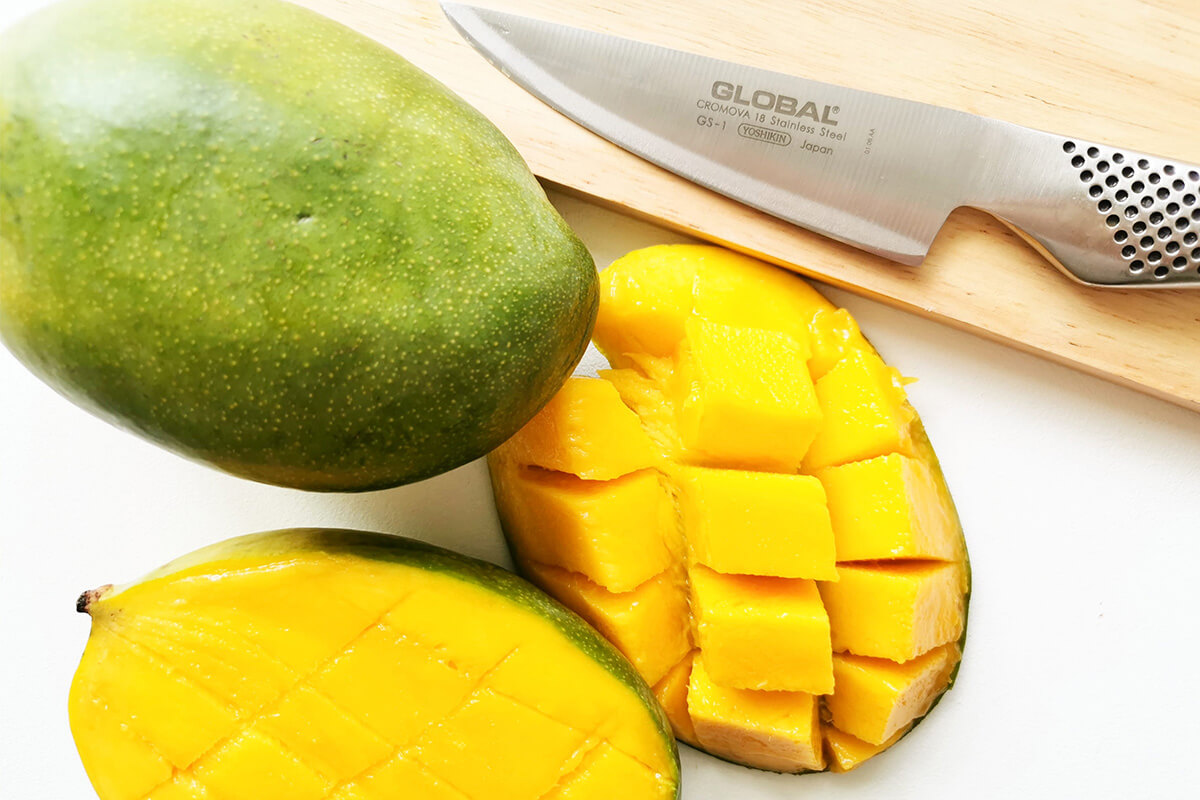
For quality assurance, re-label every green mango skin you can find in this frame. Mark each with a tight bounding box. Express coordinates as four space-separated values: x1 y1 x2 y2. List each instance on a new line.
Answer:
0 0 597 491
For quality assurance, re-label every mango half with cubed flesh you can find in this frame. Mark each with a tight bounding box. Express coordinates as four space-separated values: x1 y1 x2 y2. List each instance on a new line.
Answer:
69 529 679 800
489 245 970 774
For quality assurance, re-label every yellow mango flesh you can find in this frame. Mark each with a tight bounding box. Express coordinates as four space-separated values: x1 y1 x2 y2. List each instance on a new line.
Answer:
827 644 961 745
820 562 966 662
146 776 211 800
688 251 831 339
78 632 238 767
492 465 680 592
807 308 870 381
193 728 328 800
689 566 833 694
329 756 468 800
306 623 476 748
541 742 669 800
818 454 964 562
71 700 174 800
687 657 824 773
258 685 392 782
493 377 661 480
803 349 914 471
593 246 699 361
408 689 590 799
822 724 909 773
522 561 692 687
601 366 680 457
674 317 821 471
69 530 678 800
675 465 836 579
488 244 968 774
651 653 699 747
594 244 834 365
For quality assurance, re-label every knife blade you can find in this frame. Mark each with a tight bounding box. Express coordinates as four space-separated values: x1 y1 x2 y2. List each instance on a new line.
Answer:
441 2 1200 288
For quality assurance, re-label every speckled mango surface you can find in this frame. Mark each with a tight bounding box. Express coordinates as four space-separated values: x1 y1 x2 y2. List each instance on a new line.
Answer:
0 0 597 490
490 245 970 774
68 529 680 800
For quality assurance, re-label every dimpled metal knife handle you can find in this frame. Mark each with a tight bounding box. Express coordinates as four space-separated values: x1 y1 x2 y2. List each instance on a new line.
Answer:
975 122 1200 287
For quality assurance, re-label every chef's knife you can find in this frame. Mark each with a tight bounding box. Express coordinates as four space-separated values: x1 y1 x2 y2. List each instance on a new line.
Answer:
442 2 1200 289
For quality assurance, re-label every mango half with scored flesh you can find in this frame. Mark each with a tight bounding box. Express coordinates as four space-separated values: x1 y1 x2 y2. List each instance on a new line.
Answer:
68 529 679 800
489 245 970 773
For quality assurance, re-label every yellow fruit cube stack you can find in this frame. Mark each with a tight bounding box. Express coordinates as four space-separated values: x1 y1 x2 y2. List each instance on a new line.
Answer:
491 379 691 688
490 245 970 774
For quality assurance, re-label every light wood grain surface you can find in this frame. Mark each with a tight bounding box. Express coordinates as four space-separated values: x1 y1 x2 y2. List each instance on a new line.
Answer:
295 0 1200 410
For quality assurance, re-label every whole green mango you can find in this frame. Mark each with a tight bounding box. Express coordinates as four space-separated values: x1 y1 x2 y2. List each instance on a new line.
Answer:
0 0 597 491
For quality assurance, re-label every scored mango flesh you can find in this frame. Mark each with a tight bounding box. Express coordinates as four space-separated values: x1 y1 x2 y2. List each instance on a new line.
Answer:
68 530 679 800
489 245 969 774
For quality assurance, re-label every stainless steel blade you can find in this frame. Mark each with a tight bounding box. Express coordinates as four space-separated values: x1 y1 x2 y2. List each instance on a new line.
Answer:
442 3 1200 288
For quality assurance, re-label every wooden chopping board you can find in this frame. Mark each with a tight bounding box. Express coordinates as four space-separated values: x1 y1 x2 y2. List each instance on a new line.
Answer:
296 0 1200 411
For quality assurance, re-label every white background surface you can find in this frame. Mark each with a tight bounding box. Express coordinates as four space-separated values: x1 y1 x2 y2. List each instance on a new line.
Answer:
3 2 1200 798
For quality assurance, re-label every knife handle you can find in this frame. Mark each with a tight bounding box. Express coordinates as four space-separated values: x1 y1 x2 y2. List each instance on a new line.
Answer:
973 125 1200 288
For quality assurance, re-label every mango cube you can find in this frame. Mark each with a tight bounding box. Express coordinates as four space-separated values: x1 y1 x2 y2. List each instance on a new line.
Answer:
822 724 909 773
675 317 822 471
827 644 960 745
651 652 698 746
803 349 913 471
820 562 965 662
523 562 691 686
500 467 680 593
689 565 833 694
687 656 824 773
497 378 660 479
675 466 836 580
818 454 963 562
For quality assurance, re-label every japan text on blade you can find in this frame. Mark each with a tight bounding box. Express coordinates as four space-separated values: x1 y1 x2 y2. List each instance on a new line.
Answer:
442 2 1200 288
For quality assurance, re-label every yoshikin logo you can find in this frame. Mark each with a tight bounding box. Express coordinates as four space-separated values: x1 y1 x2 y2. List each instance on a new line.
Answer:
737 123 791 146
712 81 839 125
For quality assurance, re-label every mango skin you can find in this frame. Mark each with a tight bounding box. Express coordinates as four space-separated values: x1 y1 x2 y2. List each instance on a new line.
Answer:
0 0 597 491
